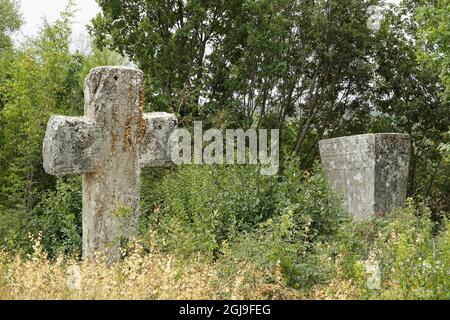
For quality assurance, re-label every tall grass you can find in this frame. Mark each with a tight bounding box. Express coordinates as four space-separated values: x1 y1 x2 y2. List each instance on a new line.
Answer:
0 237 304 300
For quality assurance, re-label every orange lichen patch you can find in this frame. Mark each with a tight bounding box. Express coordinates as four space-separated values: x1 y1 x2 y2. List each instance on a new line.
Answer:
136 115 147 145
111 132 117 155
128 84 135 106
136 84 147 144
123 114 133 152
139 83 145 112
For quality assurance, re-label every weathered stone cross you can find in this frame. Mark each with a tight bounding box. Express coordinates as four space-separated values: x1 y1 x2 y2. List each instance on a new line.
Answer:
43 67 177 261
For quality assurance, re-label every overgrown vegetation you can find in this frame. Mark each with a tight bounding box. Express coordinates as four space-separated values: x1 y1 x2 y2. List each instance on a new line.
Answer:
0 0 448 300
1 201 448 299
140 161 346 259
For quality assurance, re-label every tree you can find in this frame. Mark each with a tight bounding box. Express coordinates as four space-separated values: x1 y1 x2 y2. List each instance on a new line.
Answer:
0 0 22 127
91 0 375 152
416 0 450 101
0 0 22 51
90 0 228 124
0 1 128 254
370 0 450 212
0 3 76 211
90 0 449 212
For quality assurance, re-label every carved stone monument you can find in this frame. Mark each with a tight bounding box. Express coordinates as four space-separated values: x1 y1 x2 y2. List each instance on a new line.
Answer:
43 66 177 261
319 134 411 220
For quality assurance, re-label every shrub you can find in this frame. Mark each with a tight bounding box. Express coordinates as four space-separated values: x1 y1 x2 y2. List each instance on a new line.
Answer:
0 177 82 258
141 156 347 259
374 201 450 299
276 158 349 243
224 211 337 290
141 158 346 289
222 196 450 298
31 177 82 258
331 199 450 300
141 165 279 257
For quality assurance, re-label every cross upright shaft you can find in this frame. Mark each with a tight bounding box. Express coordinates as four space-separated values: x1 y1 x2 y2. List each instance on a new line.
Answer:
43 67 177 261
83 67 143 260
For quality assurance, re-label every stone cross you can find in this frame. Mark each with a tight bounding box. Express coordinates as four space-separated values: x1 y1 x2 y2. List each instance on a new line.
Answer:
43 67 177 261
319 134 411 220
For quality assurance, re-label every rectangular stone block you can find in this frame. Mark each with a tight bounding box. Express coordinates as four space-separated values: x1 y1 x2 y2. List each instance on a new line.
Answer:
319 134 410 220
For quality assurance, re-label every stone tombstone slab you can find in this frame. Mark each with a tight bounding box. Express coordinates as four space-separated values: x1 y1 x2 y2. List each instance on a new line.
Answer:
43 66 178 261
319 134 411 220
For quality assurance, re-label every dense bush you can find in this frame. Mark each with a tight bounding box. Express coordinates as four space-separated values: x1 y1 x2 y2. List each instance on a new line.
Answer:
222 212 337 290
31 178 82 258
141 165 280 257
220 199 450 298
333 199 450 299
140 159 346 262
0 177 82 258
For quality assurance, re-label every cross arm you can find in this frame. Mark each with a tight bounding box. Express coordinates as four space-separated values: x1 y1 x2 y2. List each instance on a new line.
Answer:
43 116 101 176
139 112 178 167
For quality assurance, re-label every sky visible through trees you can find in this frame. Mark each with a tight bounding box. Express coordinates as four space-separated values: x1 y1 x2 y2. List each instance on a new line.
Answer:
13 0 100 49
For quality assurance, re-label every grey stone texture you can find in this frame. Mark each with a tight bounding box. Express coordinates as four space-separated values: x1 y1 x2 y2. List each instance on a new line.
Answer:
43 66 177 261
319 134 411 220
140 112 178 167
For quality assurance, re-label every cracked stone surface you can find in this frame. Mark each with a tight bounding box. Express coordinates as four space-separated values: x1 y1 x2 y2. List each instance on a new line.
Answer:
43 66 178 261
319 134 411 220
